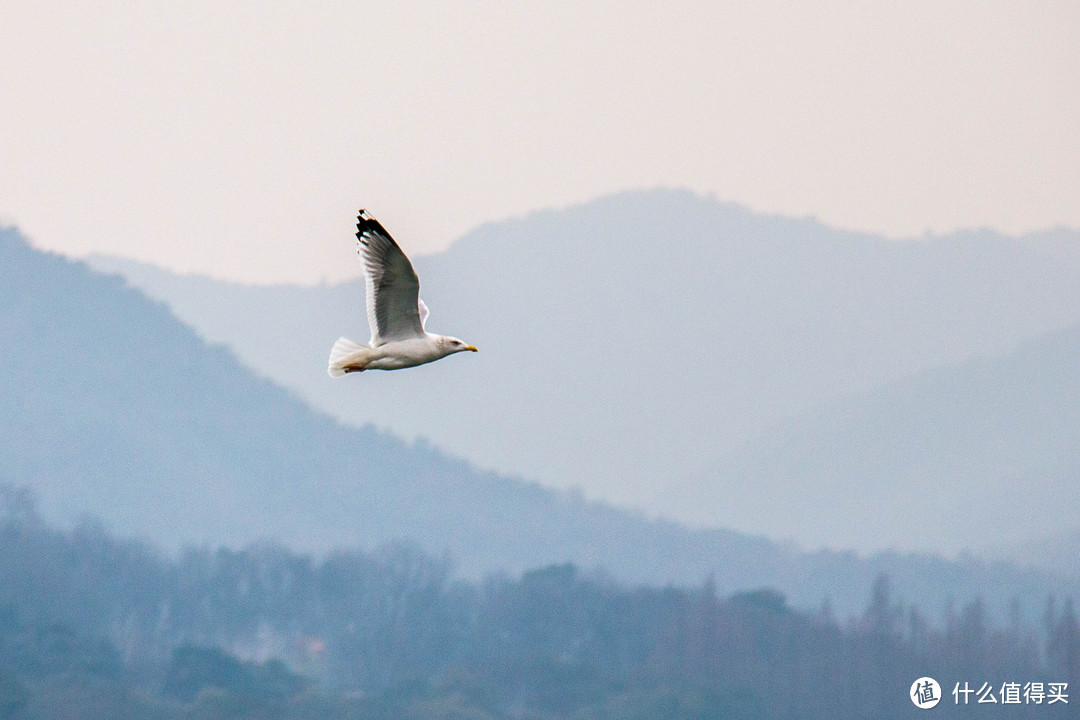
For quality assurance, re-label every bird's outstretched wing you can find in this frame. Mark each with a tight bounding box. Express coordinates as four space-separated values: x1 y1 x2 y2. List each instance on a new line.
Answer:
356 210 425 346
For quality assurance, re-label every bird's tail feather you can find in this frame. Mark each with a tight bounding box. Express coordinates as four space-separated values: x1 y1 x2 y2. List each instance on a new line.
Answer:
328 337 367 378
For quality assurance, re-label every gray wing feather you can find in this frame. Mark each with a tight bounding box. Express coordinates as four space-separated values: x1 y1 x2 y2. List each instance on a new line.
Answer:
356 210 425 345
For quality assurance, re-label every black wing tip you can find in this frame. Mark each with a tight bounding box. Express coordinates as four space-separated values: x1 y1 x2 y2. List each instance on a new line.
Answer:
355 209 395 243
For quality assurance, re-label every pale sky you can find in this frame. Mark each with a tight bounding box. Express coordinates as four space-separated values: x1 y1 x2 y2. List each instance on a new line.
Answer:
2 1 1078 284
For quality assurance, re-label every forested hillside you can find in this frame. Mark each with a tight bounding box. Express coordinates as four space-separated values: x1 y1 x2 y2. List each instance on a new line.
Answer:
2 492 1078 719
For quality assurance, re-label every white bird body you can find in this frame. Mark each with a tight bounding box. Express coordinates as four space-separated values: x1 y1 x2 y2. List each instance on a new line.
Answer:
328 334 466 375
328 210 476 377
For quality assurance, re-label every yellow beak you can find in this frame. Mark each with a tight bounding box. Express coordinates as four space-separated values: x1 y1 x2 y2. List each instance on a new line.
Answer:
464 345 478 352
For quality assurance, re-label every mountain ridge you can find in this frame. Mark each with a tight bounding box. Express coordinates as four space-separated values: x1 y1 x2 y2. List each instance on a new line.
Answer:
85 188 1080 552
3 224 1076 619
708 320 1080 555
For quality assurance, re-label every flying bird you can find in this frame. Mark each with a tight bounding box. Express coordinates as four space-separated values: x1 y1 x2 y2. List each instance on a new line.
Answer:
328 210 477 377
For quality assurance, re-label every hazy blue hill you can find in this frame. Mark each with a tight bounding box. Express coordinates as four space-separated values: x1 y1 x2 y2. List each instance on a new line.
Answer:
87 189 1080 542
0 227 626 559
0 229 872 582
1 227 433 549
3 226 1075 618
708 322 1080 555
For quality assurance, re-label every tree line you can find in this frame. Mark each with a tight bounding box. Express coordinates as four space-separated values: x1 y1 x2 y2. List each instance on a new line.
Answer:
1 483 1078 719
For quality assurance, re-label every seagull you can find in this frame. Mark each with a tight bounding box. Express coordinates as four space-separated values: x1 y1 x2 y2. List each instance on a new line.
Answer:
328 209 477 377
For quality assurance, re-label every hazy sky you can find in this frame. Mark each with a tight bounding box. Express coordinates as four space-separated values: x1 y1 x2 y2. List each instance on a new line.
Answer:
2 1 1078 284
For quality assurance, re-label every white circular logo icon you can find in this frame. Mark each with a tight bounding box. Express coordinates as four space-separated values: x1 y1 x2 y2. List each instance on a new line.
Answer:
911 677 941 709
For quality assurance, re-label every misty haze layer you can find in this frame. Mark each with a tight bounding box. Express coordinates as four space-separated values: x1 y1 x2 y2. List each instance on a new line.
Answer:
88 189 1080 555
5 223 1077 620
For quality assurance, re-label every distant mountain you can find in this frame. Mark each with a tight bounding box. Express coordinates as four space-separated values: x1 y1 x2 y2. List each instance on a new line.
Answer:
2 226 704 573
2 226 470 552
87 188 1080 544
706 323 1080 555
3 226 1075 619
